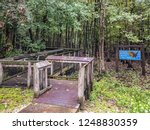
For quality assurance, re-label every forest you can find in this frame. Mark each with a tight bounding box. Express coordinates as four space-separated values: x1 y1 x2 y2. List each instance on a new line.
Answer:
0 0 150 113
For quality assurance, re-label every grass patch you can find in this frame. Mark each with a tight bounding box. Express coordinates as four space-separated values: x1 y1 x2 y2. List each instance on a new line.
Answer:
86 70 150 113
0 88 33 112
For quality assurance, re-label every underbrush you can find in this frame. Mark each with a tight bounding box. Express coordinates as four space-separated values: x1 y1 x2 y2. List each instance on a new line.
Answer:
86 71 150 113
0 88 33 112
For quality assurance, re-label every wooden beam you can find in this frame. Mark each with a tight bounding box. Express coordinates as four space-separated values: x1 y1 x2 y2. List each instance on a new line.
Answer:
141 44 146 76
27 62 32 88
3 65 28 68
86 64 90 99
116 45 119 72
51 62 54 75
33 64 40 97
78 66 85 109
117 45 143 48
0 63 3 85
53 65 74 76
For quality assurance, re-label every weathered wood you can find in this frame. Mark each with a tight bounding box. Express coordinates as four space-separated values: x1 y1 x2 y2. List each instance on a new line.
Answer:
39 69 43 89
3 71 26 82
117 45 143 48
49 75 77 80
2 65 28 68
27 62 32 88
86 64 90 99
90 61 94 91
61 62 64 75
33 61 52 97
53 65 74 76
0 63 3 85
51 62 54 75
46 56 94 64
0 60 37 65
116 46 119 72
33 65 40 97
45 68 48 88
78 66 85 109
79 63 82 68
35 61 50 69
141 45 146 76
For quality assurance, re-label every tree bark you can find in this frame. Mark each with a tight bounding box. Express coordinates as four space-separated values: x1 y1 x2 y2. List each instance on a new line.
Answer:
99 0 105 73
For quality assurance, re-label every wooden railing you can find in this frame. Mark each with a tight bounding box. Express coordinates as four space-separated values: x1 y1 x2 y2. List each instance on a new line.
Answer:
33 61 52 97
78 60 94 108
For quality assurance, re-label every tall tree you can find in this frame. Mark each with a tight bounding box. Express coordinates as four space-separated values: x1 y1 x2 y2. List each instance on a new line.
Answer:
99 0 105 73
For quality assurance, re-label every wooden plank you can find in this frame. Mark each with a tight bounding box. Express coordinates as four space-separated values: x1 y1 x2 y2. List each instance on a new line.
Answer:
0 63 3 85
27 62 32 88
0 60 37 65
33 65 40 97
51 62 54 75
2 65 28 68
49 75 77 80
78 66 85 108
53 65 74 76
87 64 90 99
35 61 51 69
20 103 79 113
91 61 94 90
118 45 143 48
141 44 146 76
45 68 48 88
116 45 119 72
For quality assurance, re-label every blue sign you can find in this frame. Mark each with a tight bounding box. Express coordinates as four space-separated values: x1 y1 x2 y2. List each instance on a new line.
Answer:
119 50 141 61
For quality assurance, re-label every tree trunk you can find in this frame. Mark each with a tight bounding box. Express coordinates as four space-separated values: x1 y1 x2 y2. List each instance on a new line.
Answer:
99 0 105 73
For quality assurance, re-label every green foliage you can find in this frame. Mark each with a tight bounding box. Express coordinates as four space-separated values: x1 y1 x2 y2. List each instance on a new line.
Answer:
4 49 22 57
106 0 150 45
28 40 46 52
0 88 33 112
125 32 142 43
89 71 150 113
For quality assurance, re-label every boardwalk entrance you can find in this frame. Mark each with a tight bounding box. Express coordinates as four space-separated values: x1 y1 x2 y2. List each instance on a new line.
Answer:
0 54 94 113
20 79 79 113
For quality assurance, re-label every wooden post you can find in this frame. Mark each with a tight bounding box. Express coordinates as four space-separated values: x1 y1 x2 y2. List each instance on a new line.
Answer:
116 46 119 72
79 63 82 68
90 61 94 91
51 62 54 75
87 64 90 99
78 66 85 109
27 62 32 88
33 64 40 97
0 63 3 85
74 51 76 57
45 67 48 88
61 63 64 75
141 44 146 76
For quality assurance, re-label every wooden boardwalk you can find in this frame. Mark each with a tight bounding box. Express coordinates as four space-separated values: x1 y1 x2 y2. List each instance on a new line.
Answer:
20 79 80 113
0 55 94 113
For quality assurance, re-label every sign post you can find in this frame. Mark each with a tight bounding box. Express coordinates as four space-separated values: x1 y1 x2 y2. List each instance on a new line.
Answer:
116 45 146 76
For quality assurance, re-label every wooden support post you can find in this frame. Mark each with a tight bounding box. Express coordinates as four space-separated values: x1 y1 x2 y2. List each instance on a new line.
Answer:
45 67 48 88
116 46 119 72
87 64 90 99
78 67 85 109
90 61 94 91
141 44 146 76
61 63 64 75
51 62 54 75
0 63 3 85
74 51 76 57
79 63 82 69
27 62 32 88
33 64 40 97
